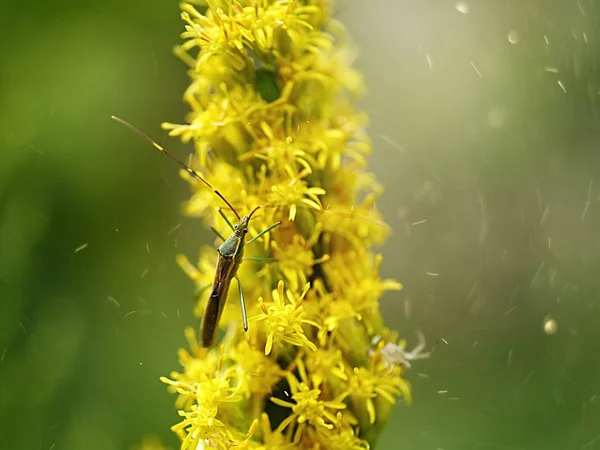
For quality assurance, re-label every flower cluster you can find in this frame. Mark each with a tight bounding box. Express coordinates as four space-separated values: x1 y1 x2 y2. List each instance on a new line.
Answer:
156 1 425 448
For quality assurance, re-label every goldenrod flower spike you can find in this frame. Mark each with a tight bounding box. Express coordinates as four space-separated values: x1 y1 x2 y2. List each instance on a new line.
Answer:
148 1 431 449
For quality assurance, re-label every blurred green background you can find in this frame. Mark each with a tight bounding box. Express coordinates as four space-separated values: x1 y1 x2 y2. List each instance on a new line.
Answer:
1 0 599 449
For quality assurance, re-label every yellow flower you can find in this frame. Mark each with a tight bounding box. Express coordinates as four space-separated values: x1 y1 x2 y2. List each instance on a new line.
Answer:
324 252 402 331
225 419 260 450
347 363 411 425
167 327 221 410
176 250 217 319
270 359 347 442
269 222 328 292
259 413 295 450
265 170 325 221
251 280 319 356
160 373 244 450
309 412 370 450
234 340 286 396
320 298 362 338
304 347 349 387
181 163 248 221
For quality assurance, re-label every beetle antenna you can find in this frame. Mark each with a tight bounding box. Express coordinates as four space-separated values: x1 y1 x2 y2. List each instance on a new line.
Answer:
111 115 241 220
248 206 261 220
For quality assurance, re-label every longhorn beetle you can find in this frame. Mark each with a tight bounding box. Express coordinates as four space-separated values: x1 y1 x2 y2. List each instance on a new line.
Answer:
111 116 281 347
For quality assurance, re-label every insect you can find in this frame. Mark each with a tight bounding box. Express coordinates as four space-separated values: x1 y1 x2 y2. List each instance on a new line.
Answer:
111 116 281 347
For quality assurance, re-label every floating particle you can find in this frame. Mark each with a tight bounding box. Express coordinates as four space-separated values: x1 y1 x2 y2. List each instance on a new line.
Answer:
508 30 521 44
167 223 182 235
425 53 434 69
470 61 482 77
455 2 469 14
530 261 545 288
580 179 594 221
571 29 578 40
161 172 170 187
544 317 558 335
426 272 439 277
107 296 120 308
381 135 405 153
124 310 137 319
74 243 88 253
557 80 567 94
540 206 549 224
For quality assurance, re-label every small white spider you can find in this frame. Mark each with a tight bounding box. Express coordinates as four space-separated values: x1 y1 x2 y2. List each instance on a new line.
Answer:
373 330 431 369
